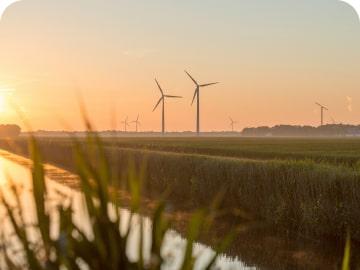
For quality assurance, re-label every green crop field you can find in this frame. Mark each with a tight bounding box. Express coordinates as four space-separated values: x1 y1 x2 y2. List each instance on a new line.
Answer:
1 136 360 242
103 137 360 167
25 137 360 166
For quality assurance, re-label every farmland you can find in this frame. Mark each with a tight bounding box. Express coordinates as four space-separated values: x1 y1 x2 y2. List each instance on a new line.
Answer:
101 137 360 167
1 136 360 241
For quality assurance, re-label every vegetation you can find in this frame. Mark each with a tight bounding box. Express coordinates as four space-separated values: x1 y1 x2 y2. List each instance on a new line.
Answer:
10 136 360 167
242 124 360 137
0 124 21 138
102 137 360 167
0 137 359 242
0 135 233 269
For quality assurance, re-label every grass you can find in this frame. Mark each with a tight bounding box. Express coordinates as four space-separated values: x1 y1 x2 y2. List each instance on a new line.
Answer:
0 137 360 242
0 134 234 269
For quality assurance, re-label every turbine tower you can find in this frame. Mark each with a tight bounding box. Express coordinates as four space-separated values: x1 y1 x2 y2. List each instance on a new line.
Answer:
315 102 328 126
132 115 141 132
185 71 219 135
229 117 237 132
121 116 130 132
153 79 182 134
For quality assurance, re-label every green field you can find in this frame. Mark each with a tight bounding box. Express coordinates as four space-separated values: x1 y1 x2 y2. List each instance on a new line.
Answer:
100 137 360 165
1 137 360 241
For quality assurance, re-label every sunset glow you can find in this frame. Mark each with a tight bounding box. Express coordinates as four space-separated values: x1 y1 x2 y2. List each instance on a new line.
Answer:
0 0 359 131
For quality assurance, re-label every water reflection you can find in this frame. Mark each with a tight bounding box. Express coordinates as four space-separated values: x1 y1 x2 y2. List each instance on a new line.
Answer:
0 151 253 270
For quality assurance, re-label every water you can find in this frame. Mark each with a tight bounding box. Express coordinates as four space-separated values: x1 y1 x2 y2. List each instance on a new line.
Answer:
0 151 254 270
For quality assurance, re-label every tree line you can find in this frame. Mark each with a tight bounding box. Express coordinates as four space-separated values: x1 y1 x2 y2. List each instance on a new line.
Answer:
242 124 360 137
0 124 21 137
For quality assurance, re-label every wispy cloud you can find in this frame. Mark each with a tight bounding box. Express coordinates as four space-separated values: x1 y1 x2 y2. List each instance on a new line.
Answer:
346 96 353 112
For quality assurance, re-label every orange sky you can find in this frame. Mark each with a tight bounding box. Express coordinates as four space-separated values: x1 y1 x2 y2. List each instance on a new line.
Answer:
0 0 360 132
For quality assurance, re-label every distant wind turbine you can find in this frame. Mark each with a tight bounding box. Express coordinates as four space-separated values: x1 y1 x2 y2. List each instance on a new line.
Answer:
229 117 237 132
132 114 141 132
121 116 130 132
153 79 182 134
315 102 328 126
0 0 21 20
185 71 219 135
330 116 337 125
339 0 360 21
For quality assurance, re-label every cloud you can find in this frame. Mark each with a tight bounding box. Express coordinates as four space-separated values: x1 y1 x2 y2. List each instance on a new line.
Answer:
346 96 353 112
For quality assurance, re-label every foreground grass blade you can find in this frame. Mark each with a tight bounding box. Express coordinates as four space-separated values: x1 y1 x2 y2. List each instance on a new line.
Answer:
0 127 234 270
342 231 351 270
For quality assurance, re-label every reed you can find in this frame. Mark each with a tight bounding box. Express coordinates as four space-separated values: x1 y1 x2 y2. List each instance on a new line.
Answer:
0 134 232 269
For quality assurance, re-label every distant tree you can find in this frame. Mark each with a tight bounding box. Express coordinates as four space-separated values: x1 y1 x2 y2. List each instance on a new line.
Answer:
0 124 21 137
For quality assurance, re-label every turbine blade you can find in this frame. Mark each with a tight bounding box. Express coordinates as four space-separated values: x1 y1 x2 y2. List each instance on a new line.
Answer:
191 88 198 106
200 82 219 87
165 95 182 98
184 70 198 85
137 114 139 121
155 79 164 95
152 97 163 112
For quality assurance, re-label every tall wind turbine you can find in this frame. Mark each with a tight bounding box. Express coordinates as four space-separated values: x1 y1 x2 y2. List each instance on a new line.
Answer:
315 102 328 126
229 117 237 132
121 116 130 132
185 71 219 135
153 79 182 134
132 114 141 132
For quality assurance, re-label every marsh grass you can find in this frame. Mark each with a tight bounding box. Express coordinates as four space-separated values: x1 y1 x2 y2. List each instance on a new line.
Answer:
0 133 233 269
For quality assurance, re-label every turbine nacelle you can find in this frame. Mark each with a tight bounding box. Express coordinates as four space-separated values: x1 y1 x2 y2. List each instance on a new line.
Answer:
185 71 219 106
315 102 328 110
229 117 237 125
153 79 183 112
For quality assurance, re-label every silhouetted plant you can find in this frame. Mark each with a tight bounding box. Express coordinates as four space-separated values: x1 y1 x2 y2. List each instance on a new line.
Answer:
0 133 233 269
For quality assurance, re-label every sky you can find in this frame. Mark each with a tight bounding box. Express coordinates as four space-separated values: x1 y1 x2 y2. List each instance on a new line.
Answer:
0 0 359 132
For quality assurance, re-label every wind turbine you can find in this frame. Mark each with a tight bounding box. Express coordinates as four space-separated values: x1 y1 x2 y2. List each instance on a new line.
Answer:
153 79 182 134
229 117 237 132
185 71 219 135
315 102 328 126
330 116 336 125
121 116 130 132
132 114 141 132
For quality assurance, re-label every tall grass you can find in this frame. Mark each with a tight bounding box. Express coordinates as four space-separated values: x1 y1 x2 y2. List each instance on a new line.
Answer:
0 134 233 269
0 138 359 241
